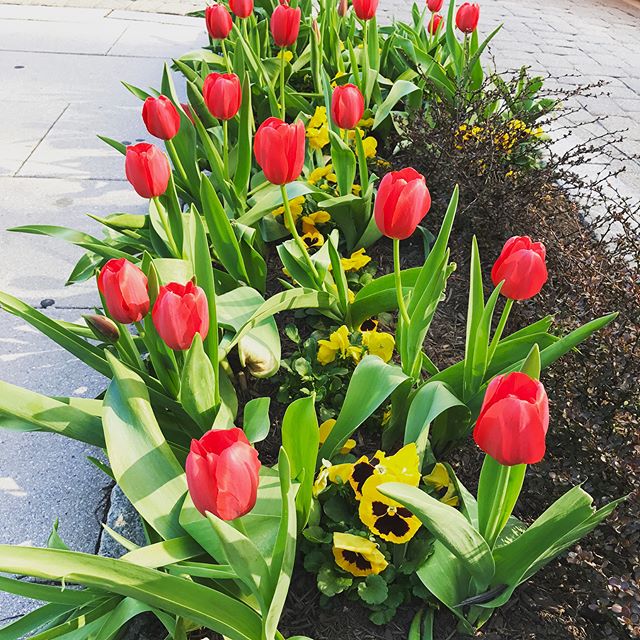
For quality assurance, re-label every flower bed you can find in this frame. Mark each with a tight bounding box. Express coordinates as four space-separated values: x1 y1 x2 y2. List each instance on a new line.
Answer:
0 1 638 639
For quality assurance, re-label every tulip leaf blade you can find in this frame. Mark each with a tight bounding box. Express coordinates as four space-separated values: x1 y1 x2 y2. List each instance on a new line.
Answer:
180 334 218 430
243 397 271 444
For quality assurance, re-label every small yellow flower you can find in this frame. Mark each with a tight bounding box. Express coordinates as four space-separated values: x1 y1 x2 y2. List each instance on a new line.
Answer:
309 164 333 185
319 419 355 455
313 459 353 496
309 106 327 129
352 184 362 195
347 288 355 304
272 196 305 221
277 50 294 63
317 325 351 365
302 229 325 249
341 248 371 272
358 490 422 544
362 136 377 158
301 210 331 234
358 117 375 129
332 532 388 577
307 107 330 151
423 463 459 507
362 330 394 363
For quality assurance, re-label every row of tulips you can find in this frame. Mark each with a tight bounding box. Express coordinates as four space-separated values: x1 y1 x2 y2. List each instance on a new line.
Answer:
0 1 621 639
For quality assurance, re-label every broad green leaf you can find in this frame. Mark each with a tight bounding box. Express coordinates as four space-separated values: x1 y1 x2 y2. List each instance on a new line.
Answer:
373 79 420 129
282 396 318 529
180 334 218 429
103 354 188 540
243 397 271 443
121 536 203 569
318 356 408 461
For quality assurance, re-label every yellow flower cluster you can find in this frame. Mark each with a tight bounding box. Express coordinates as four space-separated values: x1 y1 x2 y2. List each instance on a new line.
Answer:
316 323 394 366
307 106 330 151
455 119 544 154
340 248 371 272
272 196 306 222
272 196 331 250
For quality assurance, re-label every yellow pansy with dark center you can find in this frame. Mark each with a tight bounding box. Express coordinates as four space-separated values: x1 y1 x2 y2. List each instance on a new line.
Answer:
332 532 388 577
349 451 384 499
358 498 421 544
302 229 324 248
423 462 460 507
359 318 378 332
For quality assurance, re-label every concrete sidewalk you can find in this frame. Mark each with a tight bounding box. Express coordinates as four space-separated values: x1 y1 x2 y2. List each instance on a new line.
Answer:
0 5 206 620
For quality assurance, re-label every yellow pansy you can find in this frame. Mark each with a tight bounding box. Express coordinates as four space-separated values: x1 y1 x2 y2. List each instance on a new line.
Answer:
362 136 378 158
319 419 356 455
352 184 362 195
358 117 375 129
313 459 353 496
302 229 324 249
362 330 394 363
309 106 327 129
423 463 459 508
301 210 331 234
272 196 305 222
309 164 334 184
358 489 422 544
307 107 330 151
341 248 371 272
317 325 360 365
332 533 388 577
277 49 294 62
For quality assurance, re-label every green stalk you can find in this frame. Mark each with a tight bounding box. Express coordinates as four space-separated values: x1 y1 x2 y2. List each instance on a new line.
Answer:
393 238 411 327
222 119 230 179
362 19 370 106
279 47 287 119
152 196 180 257
487 297 513 364
220 38 232 73
280 184 320 284
165 138 189 187
354 127 370 194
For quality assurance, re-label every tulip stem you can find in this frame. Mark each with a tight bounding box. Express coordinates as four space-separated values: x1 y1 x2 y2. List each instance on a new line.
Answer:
165 138 189 189
152 197 180 257
280 184 321 284
393 239 411 327
487 298 513 364
222 120 230 179
220 38 232 73
279 47 287 119
362 20 370 107
354 127 370 194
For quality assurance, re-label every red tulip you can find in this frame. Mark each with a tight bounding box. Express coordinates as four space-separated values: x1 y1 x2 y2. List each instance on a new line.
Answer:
254 117 305 185
270 3 301 47
97 259 149 325
426 0 443 11
428 13 443 34
338 0 348 17
229 0 253 18
203 72 242 121
186 427 261 520
205 3 233 40
491 236 548 300
152 281 209 350
125 143 171 199
352 0 378 20
331 84 365 130
456 2 479 33
374 168 432 240
474 372 549 466
141 95 180 141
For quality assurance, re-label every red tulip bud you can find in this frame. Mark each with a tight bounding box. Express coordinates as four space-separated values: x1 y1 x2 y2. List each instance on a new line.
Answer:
374 168 432 240
125 143 171 199
186 427 261 520
229 0 253 18
474 372 549 466
152 281 209 351
352 0 378 20
97 259 149 325
203 72 242 121
428 13 443 34
491 236 548 300
426 0 443 11
337 0 348 17
254 117 306 185
142 95 180 141
456 2 480 33
331 84 365 130
270 3 301 47
83 314 121 343
205 3 233 40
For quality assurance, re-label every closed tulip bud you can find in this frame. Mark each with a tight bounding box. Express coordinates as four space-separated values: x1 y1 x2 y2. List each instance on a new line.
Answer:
491 236 548 300
152 281 209 351
83 314 121 343
97 258 150 325
203 72 242 121
254 117 306 185
473 372 549 466
270 3 301 47
141 95 180 141
374 168 432 240
456 2 480 33
331 84 365 130
181 103 195 124
124 143 171 199
205 3 233 40
229 0 253 18
426 0 443 11
312 17 320 41
352 0 378 20
428 13 443 34
337 0 348 17
186 427 261 520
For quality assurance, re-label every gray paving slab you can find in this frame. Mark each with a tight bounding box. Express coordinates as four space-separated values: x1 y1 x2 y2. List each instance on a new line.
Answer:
0 308 109 621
